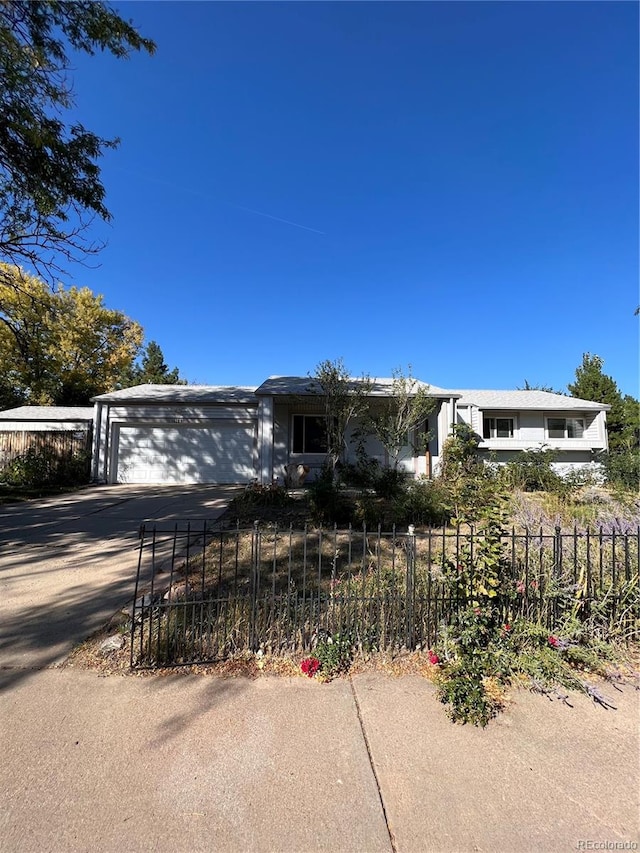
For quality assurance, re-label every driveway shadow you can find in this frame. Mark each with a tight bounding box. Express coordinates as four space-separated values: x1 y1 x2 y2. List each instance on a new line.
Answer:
0 485 240 691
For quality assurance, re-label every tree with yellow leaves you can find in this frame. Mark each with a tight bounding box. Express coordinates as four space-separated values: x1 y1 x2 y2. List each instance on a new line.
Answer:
0 264 143 405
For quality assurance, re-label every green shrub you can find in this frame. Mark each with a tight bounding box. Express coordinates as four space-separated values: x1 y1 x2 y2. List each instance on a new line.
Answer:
2 446 89 488
600 448 640 492
308 468 354 526
338 458 380 490
498 447 570 494
374 467 408 500
340 458 408 500
394 477 451 527
229 481 294 511
437 662 502 727
314 633 352 678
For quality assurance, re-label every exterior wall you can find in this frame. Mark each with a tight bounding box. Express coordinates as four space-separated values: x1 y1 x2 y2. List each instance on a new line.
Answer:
432 398 456 474
0 420 91 431
91 391 609 486
456 408 607 453
269 400 432 483
478 448 603 478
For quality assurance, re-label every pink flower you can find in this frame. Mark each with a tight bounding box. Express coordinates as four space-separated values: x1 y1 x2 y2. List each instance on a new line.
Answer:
503 624 511 633
301 657 320 677
428 651 440 665
548 635 560 648
516 581 525 594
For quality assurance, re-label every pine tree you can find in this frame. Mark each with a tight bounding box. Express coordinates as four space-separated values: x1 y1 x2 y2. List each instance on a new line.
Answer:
129 341 185 386
568 353 633 452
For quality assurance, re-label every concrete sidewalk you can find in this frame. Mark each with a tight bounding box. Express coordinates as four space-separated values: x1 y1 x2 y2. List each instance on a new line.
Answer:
1 668 638 853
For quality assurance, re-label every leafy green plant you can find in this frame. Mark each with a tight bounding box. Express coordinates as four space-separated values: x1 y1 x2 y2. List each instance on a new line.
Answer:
308 468 354 525
599 448 640 492
437 661 503 727
394 477 451 526
313 633 353 678
357 366 435 469
229 481 294 511
498 447 570 494
2 446 89 488
373 467 408 500
437 424 500 521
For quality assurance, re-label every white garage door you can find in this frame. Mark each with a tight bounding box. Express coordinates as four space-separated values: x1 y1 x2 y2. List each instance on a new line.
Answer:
114 423 256 484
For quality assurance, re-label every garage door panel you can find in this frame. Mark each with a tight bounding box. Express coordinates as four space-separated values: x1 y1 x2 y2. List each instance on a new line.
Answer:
115 423 256 484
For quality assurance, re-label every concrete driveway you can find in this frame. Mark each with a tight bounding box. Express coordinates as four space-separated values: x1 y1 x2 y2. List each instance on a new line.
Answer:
0 485 240 678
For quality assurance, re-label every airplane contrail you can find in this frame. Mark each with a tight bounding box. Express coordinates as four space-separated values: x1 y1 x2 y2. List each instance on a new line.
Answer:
231 204 326 235
111 166 326 236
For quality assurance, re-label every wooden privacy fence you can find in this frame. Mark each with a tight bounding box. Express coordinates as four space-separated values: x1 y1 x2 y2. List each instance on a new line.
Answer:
131 522 640 668
0 429 92 474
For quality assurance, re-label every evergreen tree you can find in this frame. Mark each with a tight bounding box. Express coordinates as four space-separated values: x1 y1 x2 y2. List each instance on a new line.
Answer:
568 354 627 451
127 341 185 386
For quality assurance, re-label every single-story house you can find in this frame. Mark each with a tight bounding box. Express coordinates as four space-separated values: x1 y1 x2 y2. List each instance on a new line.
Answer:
85 378 609 485
0 406 94 471
0 406 94 431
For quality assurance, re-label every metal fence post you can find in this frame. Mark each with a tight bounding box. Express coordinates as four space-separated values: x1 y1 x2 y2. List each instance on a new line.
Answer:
250 520 260 651
406 524 416 649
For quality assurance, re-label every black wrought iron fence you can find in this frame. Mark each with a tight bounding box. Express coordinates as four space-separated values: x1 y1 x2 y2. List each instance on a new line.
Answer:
130 522 640 668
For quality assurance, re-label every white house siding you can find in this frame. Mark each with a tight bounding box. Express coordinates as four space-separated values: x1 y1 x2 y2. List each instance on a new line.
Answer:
433 399 456 473
452 405 607 477
272 403 290 480
0 420 90 431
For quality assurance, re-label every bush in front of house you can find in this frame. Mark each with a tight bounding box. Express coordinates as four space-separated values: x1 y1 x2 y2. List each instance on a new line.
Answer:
308 467 354 526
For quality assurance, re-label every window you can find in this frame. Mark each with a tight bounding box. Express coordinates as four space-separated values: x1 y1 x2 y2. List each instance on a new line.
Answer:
292 415 328 453
547 417 584 439
483 417 515 439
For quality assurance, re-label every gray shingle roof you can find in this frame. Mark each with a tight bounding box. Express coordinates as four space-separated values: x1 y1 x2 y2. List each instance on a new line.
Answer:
255 376 457 397
91 384 258 404
452 390 609 411
0 406 94 420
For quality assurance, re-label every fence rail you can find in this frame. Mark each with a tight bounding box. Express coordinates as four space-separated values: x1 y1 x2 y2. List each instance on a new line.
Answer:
131 522 640 668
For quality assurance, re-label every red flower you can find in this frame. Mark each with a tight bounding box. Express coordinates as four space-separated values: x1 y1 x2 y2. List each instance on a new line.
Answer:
428 650 440 665
503 624 511 632
301 657 320 677
548 635 560 648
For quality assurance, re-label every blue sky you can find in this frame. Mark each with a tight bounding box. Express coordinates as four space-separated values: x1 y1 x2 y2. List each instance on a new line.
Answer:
66 1 638 396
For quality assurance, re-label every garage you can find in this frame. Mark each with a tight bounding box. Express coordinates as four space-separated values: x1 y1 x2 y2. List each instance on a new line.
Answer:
113 422 256 484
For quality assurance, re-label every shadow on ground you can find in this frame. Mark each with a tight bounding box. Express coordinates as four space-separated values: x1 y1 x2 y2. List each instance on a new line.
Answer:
0 485 240 690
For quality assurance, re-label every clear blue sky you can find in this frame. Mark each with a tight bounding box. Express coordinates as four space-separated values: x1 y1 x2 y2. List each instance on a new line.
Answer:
66 1 638 396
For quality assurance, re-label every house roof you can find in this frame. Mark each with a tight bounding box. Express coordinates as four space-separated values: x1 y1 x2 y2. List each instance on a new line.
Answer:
91 384 258 404
0 406 94 421
452 389 610 411
254 376 458 397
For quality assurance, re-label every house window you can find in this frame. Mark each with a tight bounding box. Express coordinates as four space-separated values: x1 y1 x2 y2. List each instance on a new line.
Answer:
547 417 584 439
292 415 328 453
483 417 515 439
